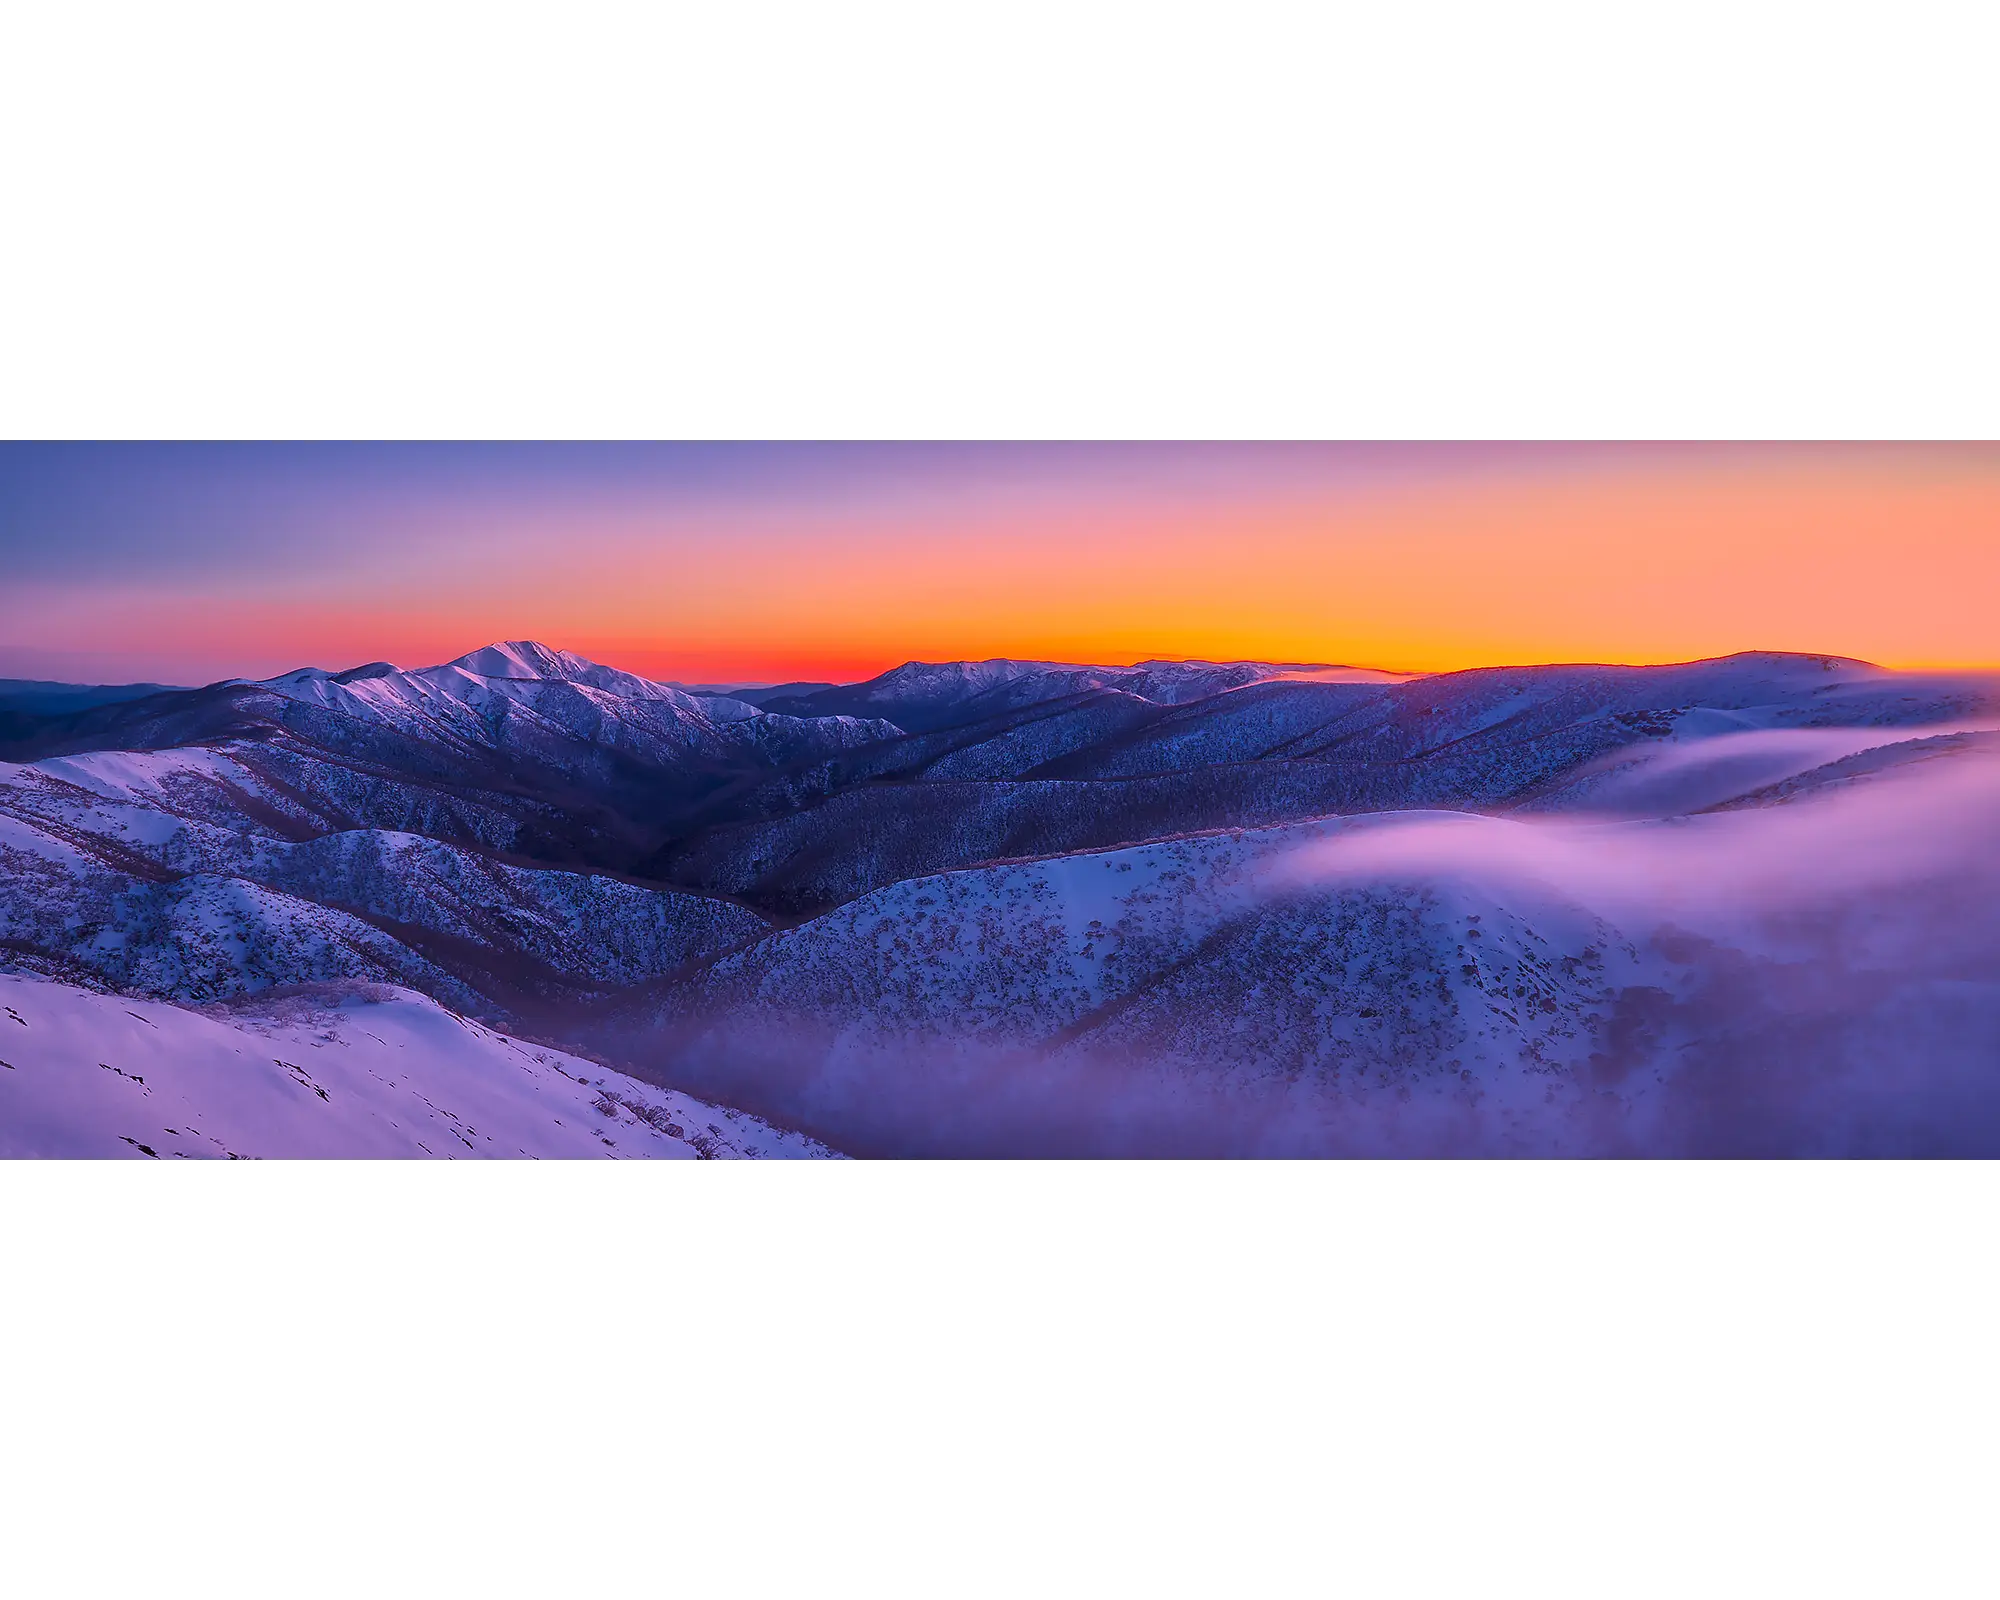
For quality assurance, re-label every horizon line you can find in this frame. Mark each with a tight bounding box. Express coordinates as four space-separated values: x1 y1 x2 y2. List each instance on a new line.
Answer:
21 641 2000 699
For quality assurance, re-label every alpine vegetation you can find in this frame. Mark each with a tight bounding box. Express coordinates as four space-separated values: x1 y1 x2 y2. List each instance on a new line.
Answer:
2 642 1995 1156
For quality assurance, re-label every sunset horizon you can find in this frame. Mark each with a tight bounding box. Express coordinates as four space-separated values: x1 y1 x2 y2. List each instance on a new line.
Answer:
15 10 1992 1581
5 442 1996 686
52 637 1991 700
8 441 1999 1160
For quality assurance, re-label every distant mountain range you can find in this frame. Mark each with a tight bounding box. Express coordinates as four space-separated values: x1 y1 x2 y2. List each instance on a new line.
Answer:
2 641 1996 1156
746 656 1412 728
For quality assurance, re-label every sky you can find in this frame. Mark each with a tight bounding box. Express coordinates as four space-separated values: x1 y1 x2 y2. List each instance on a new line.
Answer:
1 442 1995 686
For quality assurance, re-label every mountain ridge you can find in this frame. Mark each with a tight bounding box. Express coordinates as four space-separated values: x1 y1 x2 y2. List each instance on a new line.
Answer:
3 638 1996 1157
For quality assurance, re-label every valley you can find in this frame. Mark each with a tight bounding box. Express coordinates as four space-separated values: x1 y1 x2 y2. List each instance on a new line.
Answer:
2 642 1995 1156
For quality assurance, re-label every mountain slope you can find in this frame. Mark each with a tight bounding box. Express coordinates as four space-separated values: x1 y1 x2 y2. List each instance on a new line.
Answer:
755 656 1412 730
647 654 2000 909
4 641 1995 1159
0 972 835 1159
0 750 769 1014
0 643 902 859
614 740 2000 1156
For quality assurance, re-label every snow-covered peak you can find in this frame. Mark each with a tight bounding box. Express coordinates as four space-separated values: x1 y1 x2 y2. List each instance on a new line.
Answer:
874 659 1076 695
249 641 711 720
255 642 696 704
224 643 911 777
446 640 592 682
432 641 689 703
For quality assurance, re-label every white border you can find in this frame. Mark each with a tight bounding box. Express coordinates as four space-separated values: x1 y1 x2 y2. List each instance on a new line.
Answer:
2 4 1995 437
4 1160 1992 1596
3 5 1995 1595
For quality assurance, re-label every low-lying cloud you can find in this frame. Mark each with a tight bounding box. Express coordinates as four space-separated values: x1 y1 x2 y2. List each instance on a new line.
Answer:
611 750 2000 1157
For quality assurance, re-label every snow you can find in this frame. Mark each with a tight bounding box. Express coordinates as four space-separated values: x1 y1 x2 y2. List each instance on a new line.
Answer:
234 641 903 771
647 742 2000 1155
0 764 771 1003
8 642 1999 1158
0 972 837 1159
689 693 766 723
28 747 254 803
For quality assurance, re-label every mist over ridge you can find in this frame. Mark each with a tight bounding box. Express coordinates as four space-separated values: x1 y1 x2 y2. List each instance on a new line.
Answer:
2 637 1995 1157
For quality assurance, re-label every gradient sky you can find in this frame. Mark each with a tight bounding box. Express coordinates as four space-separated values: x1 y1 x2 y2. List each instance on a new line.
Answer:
2 442 1995 686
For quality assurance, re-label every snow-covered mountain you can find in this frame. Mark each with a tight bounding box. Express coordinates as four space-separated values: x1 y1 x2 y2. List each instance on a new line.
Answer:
238 639 902 768
754 656 1413 730
0 745 768 1012
623 733 2000 1157
2 641 1995 1157
0 642 899 838
649 654 2000 911
0 972 834 1159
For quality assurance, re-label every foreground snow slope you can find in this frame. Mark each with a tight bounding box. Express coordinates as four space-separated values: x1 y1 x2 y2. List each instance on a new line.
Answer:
0 974 836 1159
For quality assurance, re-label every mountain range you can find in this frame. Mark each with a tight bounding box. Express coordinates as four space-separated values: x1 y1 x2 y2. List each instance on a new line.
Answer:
3 640 1996 1156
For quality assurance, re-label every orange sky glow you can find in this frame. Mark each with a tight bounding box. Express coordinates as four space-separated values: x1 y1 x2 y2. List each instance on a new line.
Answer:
2 444 1994 685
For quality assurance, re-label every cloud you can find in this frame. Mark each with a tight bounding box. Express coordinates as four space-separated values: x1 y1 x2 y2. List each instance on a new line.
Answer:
616 749 2000 1157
